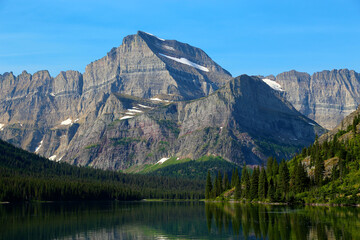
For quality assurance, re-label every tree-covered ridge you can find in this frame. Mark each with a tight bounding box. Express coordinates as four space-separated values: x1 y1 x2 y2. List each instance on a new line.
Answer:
126 155 240 180
206 119 360 204
0 139 204 202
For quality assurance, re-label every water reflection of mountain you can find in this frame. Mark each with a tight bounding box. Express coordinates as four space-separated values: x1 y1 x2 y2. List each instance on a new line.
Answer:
1 202 359 239
205 203 360 240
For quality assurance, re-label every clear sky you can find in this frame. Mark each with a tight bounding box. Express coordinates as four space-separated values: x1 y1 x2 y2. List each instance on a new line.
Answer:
1 0 360 77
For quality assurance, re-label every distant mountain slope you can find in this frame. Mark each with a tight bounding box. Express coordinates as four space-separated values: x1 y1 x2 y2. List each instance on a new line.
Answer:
59 75 323 170
264 69 360 129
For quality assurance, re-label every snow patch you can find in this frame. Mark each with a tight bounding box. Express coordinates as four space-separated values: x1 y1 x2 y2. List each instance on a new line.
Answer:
308 122 315 126
50 93 55 97
157 157 170 164
35 140 43 153
144 32 165 41
120 116 134 120
150 98 163 102
176 157 180 160
159 53 209 72
49 155 57 161
150 98 170 103
127 109 143 113
0 124 4 131
138 104 152 109
61 118 73 126
262 79 284 91
164 45 175 51
58 156 63 162
74 119 79 122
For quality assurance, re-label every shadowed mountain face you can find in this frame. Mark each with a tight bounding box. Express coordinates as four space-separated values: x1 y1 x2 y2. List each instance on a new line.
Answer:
0 31 323 170
267 69 360 130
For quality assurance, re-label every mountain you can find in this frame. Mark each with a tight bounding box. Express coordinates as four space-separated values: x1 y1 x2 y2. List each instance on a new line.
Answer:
0 31 231 159
319 105 360 143
82 31 232 102
263 69 360 129
0 31 323 170
53 75 322 170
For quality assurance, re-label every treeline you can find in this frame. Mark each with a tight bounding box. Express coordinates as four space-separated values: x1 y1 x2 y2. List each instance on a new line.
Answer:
205 159 296 203
206 123 360 204
0 139 204 202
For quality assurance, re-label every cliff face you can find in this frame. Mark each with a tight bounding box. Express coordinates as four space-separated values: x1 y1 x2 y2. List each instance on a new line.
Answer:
58 75 323 170
274 69 360 130
0 31 324 170
81 31 232 102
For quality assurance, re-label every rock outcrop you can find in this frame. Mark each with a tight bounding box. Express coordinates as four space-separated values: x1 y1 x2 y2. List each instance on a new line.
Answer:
269 69 360 129
58 75 323 170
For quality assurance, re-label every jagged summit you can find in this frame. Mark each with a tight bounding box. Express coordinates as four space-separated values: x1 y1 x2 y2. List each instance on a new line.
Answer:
81 31 232 102
273 69 360 129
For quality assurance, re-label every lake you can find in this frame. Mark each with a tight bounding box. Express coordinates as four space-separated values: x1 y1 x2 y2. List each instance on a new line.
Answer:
0 201 359 239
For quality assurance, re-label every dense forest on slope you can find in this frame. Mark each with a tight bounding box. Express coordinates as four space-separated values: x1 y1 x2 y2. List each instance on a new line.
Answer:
206 116 360 204
0 139 205 202
125 156 241 180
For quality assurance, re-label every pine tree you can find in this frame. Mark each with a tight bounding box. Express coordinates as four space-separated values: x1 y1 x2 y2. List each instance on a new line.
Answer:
250 167 260 200
216 171 223 196
231 168 239 188
267 157 274 178
314 153 324 186
241 166 250 199
231 169 236 188
272 159 279 176
294 160 308 193
278 159 290 200
223 172 230 191
235 178 241 199
268 178 275 201
205 171 212 199
258 166 268 200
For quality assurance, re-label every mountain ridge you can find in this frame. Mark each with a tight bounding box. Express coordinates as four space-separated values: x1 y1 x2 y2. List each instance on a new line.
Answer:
0 31 328 171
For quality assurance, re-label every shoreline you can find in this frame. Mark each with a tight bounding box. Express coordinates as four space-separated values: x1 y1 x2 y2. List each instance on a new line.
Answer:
204 199 360 207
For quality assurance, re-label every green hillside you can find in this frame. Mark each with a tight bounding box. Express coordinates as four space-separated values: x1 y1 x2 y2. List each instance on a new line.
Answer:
206 117 360 205
124 155 241 180
0 139 205 202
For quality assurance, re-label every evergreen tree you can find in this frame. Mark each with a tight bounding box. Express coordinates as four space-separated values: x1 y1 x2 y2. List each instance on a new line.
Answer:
268 178 275 201
294 160 308 193
205 171 212 199
250 167 260 200
314 153 324 186
278 159 290 200
272 159 279 176
258 166 268 200
231 168 239 188
267 157 274 178
241 166 251 199
216 171 223 196
235 178 241 199
223 172 230 191
231 169 236 188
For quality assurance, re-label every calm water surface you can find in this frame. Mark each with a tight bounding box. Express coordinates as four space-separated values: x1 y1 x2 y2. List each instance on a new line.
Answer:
0 201 359 239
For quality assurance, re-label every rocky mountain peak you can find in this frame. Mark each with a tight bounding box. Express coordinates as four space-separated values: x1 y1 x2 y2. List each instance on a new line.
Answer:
274 69 360 129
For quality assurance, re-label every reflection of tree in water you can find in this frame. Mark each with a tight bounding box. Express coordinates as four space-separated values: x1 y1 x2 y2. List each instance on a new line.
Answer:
205 203 360 239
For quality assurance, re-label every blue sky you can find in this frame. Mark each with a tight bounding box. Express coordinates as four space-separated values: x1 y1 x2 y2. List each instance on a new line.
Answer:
1 0 359 77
